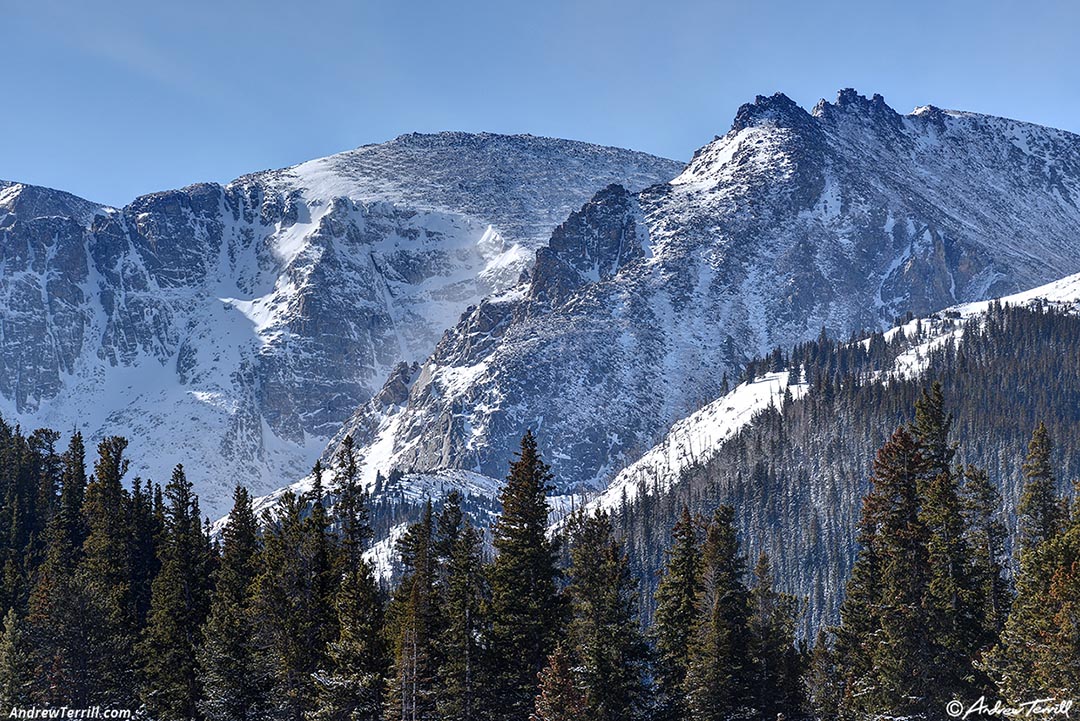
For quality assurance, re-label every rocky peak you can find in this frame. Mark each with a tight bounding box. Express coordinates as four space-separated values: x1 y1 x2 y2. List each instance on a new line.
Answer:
528 184 646 306
730 92 815 133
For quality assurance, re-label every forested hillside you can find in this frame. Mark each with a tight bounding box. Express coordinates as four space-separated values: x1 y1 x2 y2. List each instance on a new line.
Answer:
616 301 1080 632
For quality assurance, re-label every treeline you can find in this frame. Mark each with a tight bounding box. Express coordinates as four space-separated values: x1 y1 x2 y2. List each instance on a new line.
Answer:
1 385 1079 718
0 425 803 720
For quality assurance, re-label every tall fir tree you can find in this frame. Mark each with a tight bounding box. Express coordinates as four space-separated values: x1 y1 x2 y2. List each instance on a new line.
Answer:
0 608 31 713
745 552 804 719
831 427 929 718
1017 422 1064 556
990 430 1078 700
487 432 563 721
652 506 701 721
564 510 651 721
530 645 588 721
959 466 1010 651
683 505 749 720
199 485 268 721
313 445 388 721
139 465 213 720
388 501 440 721
436 517 488 721
77 436 138 706
25 432 93 705
251 482 336 721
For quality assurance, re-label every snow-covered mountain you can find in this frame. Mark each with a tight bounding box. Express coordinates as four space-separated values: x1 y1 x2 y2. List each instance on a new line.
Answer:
0 134 682 515
325 89 1080 508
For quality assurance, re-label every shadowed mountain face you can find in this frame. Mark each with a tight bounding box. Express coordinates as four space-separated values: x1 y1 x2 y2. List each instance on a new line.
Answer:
0 134 683 514
328 90 1080 500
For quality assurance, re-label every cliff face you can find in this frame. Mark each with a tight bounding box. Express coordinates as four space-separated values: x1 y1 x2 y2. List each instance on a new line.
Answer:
0 134 682 514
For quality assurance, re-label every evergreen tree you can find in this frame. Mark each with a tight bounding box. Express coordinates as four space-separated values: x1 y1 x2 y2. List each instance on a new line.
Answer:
920 465 981 703
312 448 388 721
832 428 929 718
912 381 955 481
140 465 213 720
25 432 93 705
388 501 440 721
313 558 387 721
129 477 161 628
0 608 31 712
683 505 749 720
437 518 488 721
199 486 268 721
530 645 587 721
1017 422 1063 556
564 510 650 721
958 466 1010 660
990 467 1080 699
304 462 339 659
77 436 138 706
651 507 700 721
488 432 563 721
251 485 335 721
745 552 804 719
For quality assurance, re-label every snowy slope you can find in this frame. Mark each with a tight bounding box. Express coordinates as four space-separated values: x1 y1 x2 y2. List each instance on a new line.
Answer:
323 89 1080 513
0 135 681 515
586 371 808 513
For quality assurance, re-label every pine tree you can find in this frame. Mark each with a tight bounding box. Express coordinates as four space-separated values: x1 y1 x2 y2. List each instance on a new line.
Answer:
77 436 138 706
437 518 488 721
488 432 563 721
959 466 1010 659
745 552 804 719
530 645 587 721
912 381 955 481
312 447 388 721
652 506 700 721
305 462 339 660
0 608 31 712
251 484 336 721
832 427 929 718
683 505 749 720
25 432 93 705
140 465 213 720
1018 422 1063 556
564 510 651 721
199 486 268 721
388 501 440 721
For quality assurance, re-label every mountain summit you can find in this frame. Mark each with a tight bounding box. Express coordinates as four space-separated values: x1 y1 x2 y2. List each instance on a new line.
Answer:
325 89 1080 500
0 133 682 514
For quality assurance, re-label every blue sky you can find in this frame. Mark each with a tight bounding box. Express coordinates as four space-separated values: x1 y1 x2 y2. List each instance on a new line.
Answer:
4 0 1077 206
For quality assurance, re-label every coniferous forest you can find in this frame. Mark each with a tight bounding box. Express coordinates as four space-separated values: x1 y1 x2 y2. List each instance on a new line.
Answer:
2 308 1080 719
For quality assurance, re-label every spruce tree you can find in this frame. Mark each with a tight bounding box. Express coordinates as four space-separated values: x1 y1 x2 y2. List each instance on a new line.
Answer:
488 432 562 721
77 436 138 706
199 486 268 721
312 449 387 721
745 552 804 719
251 484 335 721
564 510 650 721
437 518 488 721
530 645 587 721
388 501 440 721
140 465 213 720
0 608 31 712
959 466 1010 662
652 506 700 721
683 505 749 720
832 427 929 718
1018 422 1063 555
920 465 981 703
25 432 93 705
